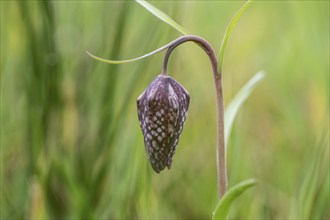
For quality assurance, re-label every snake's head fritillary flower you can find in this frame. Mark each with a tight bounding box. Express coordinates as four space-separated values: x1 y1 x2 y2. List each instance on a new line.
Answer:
137 74 190 173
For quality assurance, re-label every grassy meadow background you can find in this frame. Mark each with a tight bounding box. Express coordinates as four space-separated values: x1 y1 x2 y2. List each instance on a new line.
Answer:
1 1 329 219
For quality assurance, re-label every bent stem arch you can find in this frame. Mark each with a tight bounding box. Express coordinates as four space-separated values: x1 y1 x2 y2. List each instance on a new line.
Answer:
87 35 227 198
161 35 227 198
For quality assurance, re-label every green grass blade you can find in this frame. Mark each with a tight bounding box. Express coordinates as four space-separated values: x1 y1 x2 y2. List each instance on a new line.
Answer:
135 0 189 35
296 133 329 219
86 38 176 64
212 179 257 220
86 50 161 65
225 71 264 146
217 0 253 74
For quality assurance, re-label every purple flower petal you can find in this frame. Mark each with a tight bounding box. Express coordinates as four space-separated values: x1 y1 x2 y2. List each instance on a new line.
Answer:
137 75 190 173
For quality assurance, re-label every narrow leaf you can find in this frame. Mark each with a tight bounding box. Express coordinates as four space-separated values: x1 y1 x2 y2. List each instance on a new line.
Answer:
136 0 189 35
218 0 253 74
86 38 177 64
212 179 257 220
225 71 264 146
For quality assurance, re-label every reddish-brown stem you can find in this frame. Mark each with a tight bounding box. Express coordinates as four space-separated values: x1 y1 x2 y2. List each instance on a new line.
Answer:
161 35 227 198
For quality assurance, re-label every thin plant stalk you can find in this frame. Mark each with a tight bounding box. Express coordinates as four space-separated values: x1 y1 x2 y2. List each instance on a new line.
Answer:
88 35 228 198
161 35 227 198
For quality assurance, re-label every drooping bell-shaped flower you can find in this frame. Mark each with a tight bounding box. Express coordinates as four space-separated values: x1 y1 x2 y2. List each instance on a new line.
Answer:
137 74 190 173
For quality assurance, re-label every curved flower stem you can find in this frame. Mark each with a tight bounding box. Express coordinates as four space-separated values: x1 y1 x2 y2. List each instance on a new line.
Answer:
162 35 227 198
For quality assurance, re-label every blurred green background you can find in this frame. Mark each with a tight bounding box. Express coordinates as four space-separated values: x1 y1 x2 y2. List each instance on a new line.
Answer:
1 1 329 219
